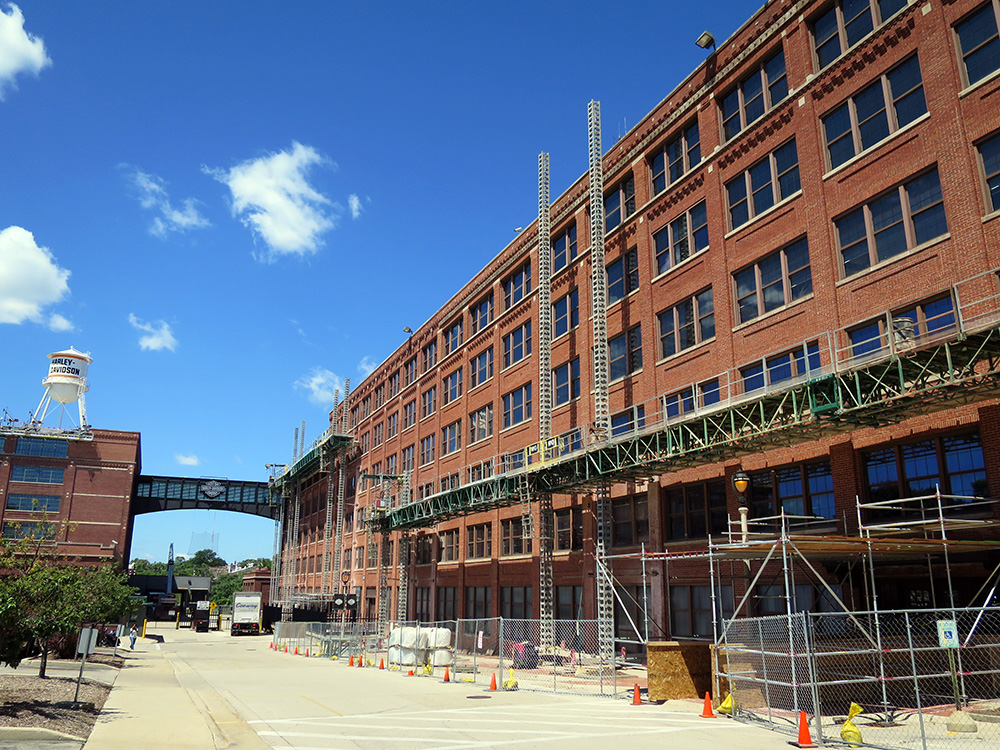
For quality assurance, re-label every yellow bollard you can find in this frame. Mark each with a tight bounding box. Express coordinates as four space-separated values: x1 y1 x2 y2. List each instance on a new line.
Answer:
142 619 147 638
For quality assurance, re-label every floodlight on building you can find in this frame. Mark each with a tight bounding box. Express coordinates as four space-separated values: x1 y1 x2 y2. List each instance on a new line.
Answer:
695 31 716 51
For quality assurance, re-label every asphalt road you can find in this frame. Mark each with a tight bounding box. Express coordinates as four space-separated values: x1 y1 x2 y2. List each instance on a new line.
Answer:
141 625 789 750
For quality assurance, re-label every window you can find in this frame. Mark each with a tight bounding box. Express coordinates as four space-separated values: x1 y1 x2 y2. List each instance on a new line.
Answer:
501 517 532 555
2 521 55 540
555 507 583 551
469 404 493 444
612 495 649 546
402 400 416 429
557 586 585 622
813 0 908 70
671 585 735 638
443 369 462 405
437 586 458 620
420 386 437 418
607 248 639 304
735 238 812 324
664 480 728 540
466 523 492 559
374 384 385 408
651 120 701 194
467 459 494 483
6 494 60 512
978 131 1000 212
419 435 435 465
605 175 636 232
415 535 434 565
444 319 463 356
609 326 642 380
553 288 579 337
611 405 645 437
11 465 64 484
403 357 417 386
359 432 370 454
355 547 364 568
658 289 714 359
343 547 352 570
653 201 708 276
552 223 578 272
388 370 400 398
742 340 822 393
421 341 437 373
471 293 494 335
14 438 68 457
721 48 789 141
553 358 580 406
501 586 533 619
415 587 432 622
746 462 836 519
837 168 947 277
387 412 398 439
470 348 493 388
849 296 957 358
502 383 532 428
957 2 1000 86
465 585 491 619
663 378 722 419
401 444 414 472
385 453 397 475
727 139 800 229
502 322 532 368
418 482 434 499
367 542 379 568
442 420 461 455
360 396 371 419
823 55 927 170
373 422 383 447
504 262 532 309
440 529 459 562
865 435 988 514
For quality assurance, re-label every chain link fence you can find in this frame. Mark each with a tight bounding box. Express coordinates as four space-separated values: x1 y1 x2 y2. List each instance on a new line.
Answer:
718 607 1000 749
272 617 641 697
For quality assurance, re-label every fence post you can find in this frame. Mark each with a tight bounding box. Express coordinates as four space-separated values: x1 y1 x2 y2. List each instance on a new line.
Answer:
498 617 504 687
804 613 824 745
904 612 929 750
757 618 773 726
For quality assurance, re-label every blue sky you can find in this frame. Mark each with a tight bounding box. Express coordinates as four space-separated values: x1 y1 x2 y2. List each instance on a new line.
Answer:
0 1 761 564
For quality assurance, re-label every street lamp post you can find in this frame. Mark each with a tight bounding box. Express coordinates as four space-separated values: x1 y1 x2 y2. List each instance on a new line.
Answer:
732 470 751 543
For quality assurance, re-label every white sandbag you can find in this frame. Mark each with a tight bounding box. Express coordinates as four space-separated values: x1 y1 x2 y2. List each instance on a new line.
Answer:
388 628 401 647
430 627 452 648
431 647 453 666
398 626 418 649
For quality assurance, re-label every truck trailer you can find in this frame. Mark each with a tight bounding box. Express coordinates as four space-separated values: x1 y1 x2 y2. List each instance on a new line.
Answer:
231 592 262 635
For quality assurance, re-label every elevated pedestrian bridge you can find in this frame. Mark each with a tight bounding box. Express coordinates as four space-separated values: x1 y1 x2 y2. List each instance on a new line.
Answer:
132 475 280 519
373 269 1000 531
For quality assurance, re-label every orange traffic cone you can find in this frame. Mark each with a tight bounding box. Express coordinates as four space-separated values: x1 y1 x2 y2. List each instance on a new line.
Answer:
379 658 385 670
443 667 450 683
305 648 310 657
269 642 273 650
407 669 414 676
348 655 354 667
284 645 288 653
357 655 363 667
700 692 715 718
632 684 642 705
294 646 299 656
789 711 817 748
489 673 497 691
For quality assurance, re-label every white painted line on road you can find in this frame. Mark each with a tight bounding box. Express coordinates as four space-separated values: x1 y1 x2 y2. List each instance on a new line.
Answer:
257 731 472 743
250 715 729 731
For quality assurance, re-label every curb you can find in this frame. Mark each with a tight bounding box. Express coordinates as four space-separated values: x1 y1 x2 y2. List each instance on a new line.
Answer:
0 726 86 742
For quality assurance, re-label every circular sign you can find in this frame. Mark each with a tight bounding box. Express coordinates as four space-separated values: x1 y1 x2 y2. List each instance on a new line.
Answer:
341 571 350 584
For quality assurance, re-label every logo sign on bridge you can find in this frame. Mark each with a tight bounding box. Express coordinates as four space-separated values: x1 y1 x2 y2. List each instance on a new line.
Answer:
937 619 959 649
200 480 226 499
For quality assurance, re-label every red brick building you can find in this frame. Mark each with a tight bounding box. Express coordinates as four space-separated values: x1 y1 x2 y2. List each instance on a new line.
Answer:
278 0 1000 641
0 429 141 566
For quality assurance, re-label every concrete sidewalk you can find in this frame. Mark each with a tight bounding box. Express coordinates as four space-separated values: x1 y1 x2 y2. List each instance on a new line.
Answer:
84 626 266 749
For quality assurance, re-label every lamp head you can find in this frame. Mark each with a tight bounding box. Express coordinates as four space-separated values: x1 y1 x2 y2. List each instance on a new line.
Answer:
695 30 716 50
732 470 751 504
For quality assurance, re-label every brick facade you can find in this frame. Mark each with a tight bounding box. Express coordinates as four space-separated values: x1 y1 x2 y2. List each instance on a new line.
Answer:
281 0 1000 638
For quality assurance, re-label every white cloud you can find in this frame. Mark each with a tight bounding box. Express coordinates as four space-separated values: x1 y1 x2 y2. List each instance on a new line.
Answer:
358 356 377 377
128 313 177 351
0 4 51 101
48 313 74 332
175 453 201 466
126 167 210 238
348 194 363 220
0 226 70 325
207 142 338 261
295 366 341 407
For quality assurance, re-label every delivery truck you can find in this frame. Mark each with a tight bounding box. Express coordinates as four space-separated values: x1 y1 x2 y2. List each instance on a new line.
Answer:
231 592 262 635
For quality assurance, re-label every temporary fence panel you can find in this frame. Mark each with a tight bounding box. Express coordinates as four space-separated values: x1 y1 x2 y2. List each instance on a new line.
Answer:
718 607 1000 750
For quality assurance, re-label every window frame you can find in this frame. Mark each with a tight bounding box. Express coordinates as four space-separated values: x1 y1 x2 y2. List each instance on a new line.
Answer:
811 0 909 70
720 47 789 142
470 347 494 389
976 130 1000 213
470 293 494 335
552 223 578 273
504 262 532 309
657 288 715 360
553 288 579 338
653 201 709 276
726 139 801 230
442 368 462 405
553 357 581 406
502 322 533 369
607 248 640 305
650 119 702 194
734 237 812 324
608 325 643 381
604 174 636 233
442 419 462 456
502 382 533 428
469 404 493 444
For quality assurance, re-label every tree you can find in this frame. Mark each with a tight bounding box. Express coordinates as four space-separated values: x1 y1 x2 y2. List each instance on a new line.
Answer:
0 528 138 677
210 572 244 606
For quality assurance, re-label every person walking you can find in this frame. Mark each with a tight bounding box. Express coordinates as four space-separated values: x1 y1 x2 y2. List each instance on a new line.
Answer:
129 624 138 650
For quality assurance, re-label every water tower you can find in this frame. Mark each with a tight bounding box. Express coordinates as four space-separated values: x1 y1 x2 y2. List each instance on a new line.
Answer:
34 347 91 429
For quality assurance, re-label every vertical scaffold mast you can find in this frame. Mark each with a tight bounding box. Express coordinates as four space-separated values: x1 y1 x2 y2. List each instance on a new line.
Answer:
321 389 340 604
587 100 614 665
332 380 350 602
536 152 555 650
